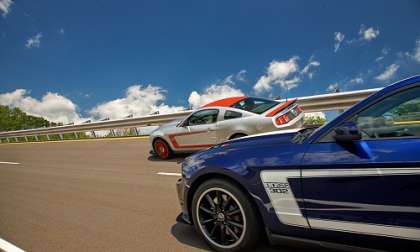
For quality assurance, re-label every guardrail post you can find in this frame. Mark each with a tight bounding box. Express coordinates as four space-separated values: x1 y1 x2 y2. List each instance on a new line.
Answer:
133 127 139 136
6 138 10 143
24 136 28 142
91 131 96 138
46 135 50 141
35 135 39 141
73 132 78 139
59 134 64 140
15 137 18 142
110 129 116 137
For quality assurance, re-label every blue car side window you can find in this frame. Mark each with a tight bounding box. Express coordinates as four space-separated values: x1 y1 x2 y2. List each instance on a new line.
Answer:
318 85 420 143
355 86 420 139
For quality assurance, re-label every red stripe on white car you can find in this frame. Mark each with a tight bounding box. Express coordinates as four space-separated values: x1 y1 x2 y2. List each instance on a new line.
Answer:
168 131 214 149
202 96 246 108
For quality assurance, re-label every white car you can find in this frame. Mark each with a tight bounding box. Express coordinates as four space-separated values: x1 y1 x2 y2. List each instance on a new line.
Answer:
149 96 304 159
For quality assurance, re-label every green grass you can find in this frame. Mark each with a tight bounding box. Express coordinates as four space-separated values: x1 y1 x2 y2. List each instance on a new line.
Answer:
0 130 145 144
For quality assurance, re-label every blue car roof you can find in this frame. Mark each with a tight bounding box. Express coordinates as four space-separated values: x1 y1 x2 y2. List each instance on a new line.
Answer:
306 75 420 143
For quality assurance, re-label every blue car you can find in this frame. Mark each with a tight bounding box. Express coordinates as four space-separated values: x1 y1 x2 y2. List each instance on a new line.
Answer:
176 75 420 251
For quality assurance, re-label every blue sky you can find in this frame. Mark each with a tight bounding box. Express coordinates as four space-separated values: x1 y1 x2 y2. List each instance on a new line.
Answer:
0 0 419 123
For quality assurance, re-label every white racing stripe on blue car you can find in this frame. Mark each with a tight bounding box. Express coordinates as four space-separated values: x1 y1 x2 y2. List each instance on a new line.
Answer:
260 168 420 240
302 167 420 177
235 128 302 141
260 170 309 228
304 199 420 213
309 218 420 241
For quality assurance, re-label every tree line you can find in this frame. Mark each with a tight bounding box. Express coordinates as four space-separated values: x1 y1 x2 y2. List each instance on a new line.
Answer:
0 105 59 131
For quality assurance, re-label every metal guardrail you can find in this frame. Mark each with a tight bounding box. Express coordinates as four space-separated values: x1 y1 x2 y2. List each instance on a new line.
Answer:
0 111 191 139
0 88 382 142
293 88 381 112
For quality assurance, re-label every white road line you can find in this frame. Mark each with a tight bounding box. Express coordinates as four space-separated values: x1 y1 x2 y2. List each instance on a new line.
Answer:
0 161 20 165
0 237 25 252
156 172 181 177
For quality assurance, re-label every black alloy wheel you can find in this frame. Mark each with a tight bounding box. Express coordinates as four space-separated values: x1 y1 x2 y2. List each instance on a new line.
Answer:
192 179 262 252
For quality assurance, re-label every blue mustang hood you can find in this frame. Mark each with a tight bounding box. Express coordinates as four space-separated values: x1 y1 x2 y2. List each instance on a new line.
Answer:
187 129 301 163
224 129 300 148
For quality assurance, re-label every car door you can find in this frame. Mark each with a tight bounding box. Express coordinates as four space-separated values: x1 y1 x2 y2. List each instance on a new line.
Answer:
214 109 244 141
171 109 219 149
301 85 420 241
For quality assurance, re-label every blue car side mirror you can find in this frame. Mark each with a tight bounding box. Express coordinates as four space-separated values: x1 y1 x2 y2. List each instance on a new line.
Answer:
334 121 362 142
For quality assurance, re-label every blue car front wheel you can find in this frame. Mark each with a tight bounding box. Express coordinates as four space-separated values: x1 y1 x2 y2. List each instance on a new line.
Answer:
191 178 262 252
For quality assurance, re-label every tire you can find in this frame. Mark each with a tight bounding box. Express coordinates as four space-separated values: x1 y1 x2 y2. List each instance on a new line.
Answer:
191 179 262 252
153 138 173 159
230 133 247 140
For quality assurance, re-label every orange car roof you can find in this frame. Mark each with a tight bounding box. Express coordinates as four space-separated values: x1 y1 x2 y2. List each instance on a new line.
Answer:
202 96 247 108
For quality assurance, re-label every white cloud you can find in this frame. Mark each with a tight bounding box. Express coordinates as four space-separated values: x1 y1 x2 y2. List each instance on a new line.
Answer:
0 0 13 17
375 56 385 62
235 70 247 82
350 77 364 84
188 84 244 109
89 84 184 120
0 89 83 124
212 70 247 86
375 48 389 62
59 28 65 35
347 25 380 45
301 57 320 79
254 57 320 93
375 64 399 81
221 75 234 86
254 57 300 93
0 84 185 124
413 38 420 63
25 33 43 49
334 32 345 52
187 70 247 108
327 83 339 92
405 38 420 64
359 25 380 41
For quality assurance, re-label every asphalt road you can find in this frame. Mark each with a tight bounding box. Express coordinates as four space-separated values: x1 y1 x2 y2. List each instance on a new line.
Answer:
0 138 307 252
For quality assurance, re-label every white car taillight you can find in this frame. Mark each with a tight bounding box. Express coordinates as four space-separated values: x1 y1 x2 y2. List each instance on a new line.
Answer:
274 105 302 126
275 114 290 125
